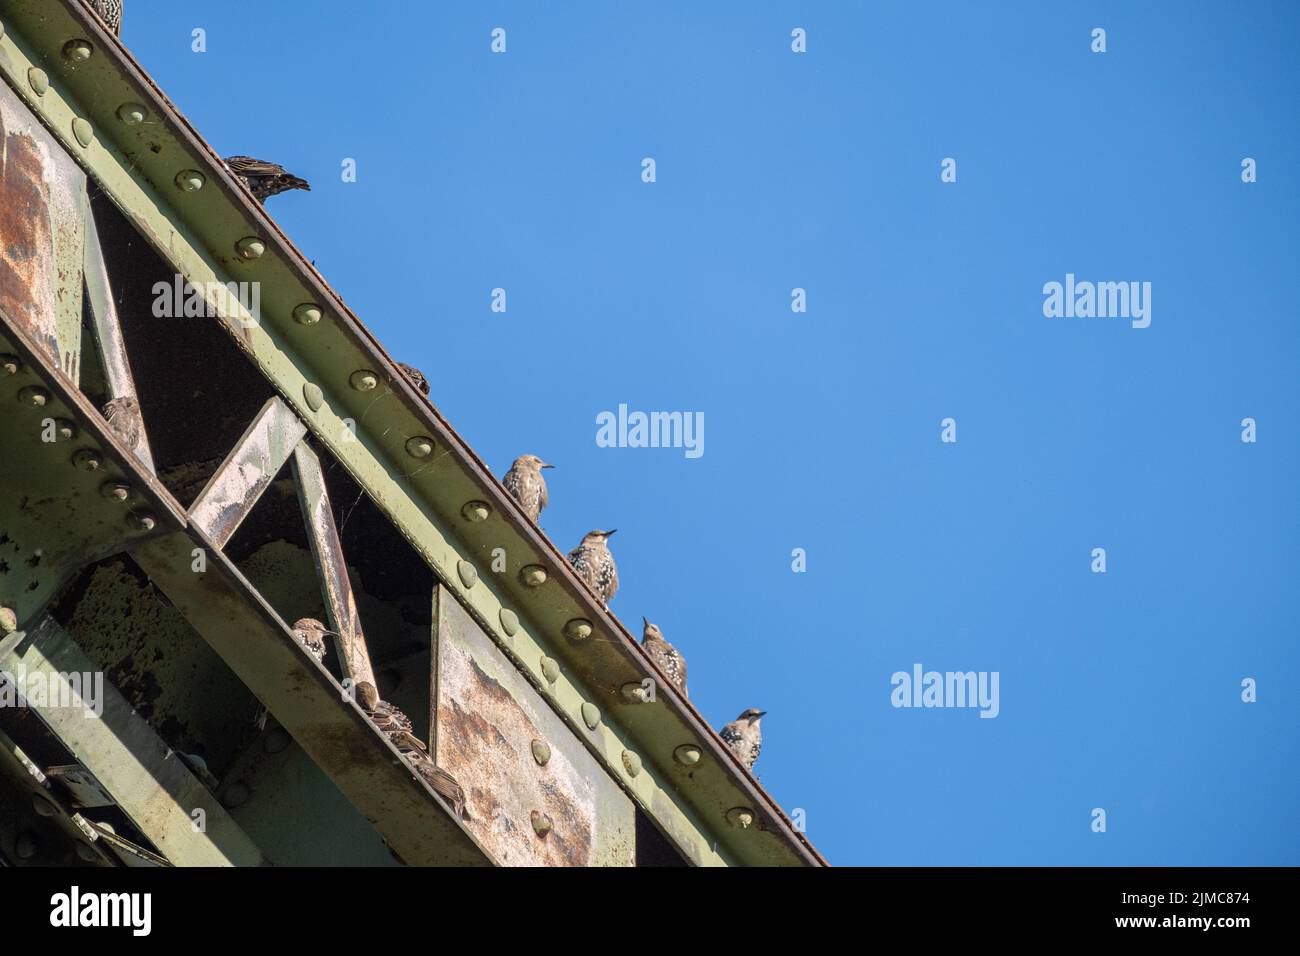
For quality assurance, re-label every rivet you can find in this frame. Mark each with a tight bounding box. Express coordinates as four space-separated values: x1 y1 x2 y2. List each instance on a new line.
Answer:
71 449 102 471
14 832 38 860
621 750 642 778
235 237 265 260
726 806 756 829
17 386 49 408
531 739 550 766
0 607 18 636
27 68 48 96
174 169 205 192
673 744 702 767
62 39 93 62
128 512 156 532
457 560 478 589
460 500 490 522
116 103 147 125
580 701 601 730
72 117 94 148
405 436 434 459
221 782 250 809
620 681 651 703
32 794 57 817
75 843 99 863
530 810 552 839
99 481 130 502
563 618 592 642
520 564 547 587
540 656 560 684
263 728 290 754
302 382 324 412
349 369 378 391
499 608 519 637
52 419 76 441
1 353 21 375
292 303 322 326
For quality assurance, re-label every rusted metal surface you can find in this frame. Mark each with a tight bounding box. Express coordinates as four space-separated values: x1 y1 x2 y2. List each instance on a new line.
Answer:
434 585 634 866
83 203 154 471
291 441 375 688
189 397 307 549
0 615 264 866
129 530 492 866
0 79 84 382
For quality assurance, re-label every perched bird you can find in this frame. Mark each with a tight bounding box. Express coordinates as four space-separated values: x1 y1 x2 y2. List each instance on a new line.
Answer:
254 618 332 730
86 0 123 35
719 708 766 772
355 682 468 820
291 617 332 664
224 156 311 204
102 395 143 451
641 618 687 697
396 362 430 395
567 530 619 609
502 454 554 523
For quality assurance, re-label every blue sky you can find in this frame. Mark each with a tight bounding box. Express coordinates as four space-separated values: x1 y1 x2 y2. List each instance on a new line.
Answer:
121 2 1298 865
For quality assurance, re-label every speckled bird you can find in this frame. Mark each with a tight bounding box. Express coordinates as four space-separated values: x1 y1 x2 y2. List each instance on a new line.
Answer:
502 454 554 523
641 618 687 697
397 362 430 395
719 708 766 772
567 530 619 609
291 617 332 664
102 396 143 450
356 682 468 819
224 156 310 204
86 0 123 35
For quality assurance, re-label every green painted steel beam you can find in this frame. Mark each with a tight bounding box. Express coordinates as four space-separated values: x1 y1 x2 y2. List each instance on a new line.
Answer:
0 0 824 866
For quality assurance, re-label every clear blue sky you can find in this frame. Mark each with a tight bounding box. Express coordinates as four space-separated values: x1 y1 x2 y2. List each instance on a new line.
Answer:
121 2 1298 865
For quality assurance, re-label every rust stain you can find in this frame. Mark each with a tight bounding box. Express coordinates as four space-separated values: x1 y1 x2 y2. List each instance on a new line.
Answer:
0 116 58 361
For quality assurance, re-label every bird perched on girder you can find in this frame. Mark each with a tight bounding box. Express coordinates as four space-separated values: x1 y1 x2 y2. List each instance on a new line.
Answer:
502 455 554 523
355 682 469 820
224 156 311 204
641 618 687 697
254 617 333 730
567 530 619 609
85 0 123 35
102 396 143 451
397 362 430 395
719 708 766 772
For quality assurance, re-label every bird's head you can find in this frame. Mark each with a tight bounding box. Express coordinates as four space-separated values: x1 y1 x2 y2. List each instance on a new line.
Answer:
738 707 767 724
516 454 554 471
581 529 617 547
292 617 335 637
641 618 664 642
354 681 380 711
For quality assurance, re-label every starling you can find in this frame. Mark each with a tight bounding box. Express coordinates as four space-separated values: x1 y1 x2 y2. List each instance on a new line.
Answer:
254 617 333 729
719 708 766 772
502 454 554 523
641 618 687 697
355 681 468 820
397 362 430 395
567 530 619 609
86 0 123 35
102 396 143 451
224 156 311 204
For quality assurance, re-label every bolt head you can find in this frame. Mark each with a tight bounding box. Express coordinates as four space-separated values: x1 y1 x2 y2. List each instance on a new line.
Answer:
100 481 130 501
62 39 93 62
129 513 156 532
1 353 20 375
726 807 756 829
621 750 643 778
175 169 205 192
673 744 702 767
72 117 94 148
520 564 547 587
620 682 650 703
530 810 553 838
460 500 490 522
405 436 434 459
302 382 325 412
0 607 19 636
235 237 265 260
349 369 378 391
116 103 147 125
456 560 478 589
32 794 57 817
580 701 601 730
17 386 49 408
27 68 48 96
499 608 520 637
531 739 550 766
72 449 102 471
564 618 593 642
540 656 560 684
292 303 322 326
53 419 76 441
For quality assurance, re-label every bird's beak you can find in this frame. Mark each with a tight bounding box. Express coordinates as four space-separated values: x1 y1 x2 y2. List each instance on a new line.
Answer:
642 616 649 627
755 711 768 718
541 463 555 470
605 529 618 537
